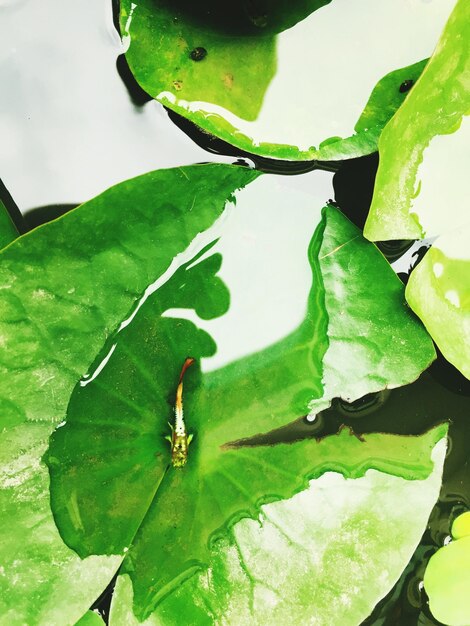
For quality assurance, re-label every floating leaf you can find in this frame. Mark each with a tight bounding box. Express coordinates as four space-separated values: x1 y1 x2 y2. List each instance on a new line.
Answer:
364 0 470 240
75 611 105 626
1 165 435 622
45 180 434 619
424 510 470 626
406 227 470 379
309 204 436 414
120 0 453 160
106 427 448 624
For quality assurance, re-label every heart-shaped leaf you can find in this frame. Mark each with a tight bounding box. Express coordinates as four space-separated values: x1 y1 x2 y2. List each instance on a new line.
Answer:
364 0 470 241
120 0 453 160
406 227 470 379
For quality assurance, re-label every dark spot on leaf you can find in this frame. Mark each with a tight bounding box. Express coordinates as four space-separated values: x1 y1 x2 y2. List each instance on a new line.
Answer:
190 47 207 62
399 79 414 93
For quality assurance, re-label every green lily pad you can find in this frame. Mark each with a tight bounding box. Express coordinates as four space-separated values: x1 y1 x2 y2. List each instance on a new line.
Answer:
424 511 470 626
364 0 470 241
75 611 105 626
309 204 436 415
0 165 435 623
106 426 448 624
120 0 454 161
406 227 470 380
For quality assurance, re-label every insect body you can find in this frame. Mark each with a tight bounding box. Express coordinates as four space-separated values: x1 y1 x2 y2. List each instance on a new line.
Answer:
166 357 194 468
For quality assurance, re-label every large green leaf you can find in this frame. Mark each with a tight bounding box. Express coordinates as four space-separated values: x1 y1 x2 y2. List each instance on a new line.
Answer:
45 182 434 620
0 164 258 625
120 0 453 161
1 165 434 623
107 426 448 624
364 0 470 240
406 227 470 379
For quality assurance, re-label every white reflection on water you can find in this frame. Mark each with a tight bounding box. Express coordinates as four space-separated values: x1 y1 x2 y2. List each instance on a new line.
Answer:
158 0 455 152
411 115 470 239
164 171 334 371
0 0 229 212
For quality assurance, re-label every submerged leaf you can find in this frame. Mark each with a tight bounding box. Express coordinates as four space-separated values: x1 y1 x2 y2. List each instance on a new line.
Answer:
109 427 448 624
364 0 470 240
406 227 470 379
120 0 453 160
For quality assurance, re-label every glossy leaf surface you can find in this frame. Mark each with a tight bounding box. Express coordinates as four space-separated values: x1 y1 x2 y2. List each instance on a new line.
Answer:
1 165 436 624
364 0 470 240
120 0 453 161
75 611 105 626
309 205 436 414
108 427 447 624
406 227 470 379
46 176 435 619
0 164 257 625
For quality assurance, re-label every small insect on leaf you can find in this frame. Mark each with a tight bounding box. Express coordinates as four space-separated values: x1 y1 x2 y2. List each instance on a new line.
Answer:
168 357 195 468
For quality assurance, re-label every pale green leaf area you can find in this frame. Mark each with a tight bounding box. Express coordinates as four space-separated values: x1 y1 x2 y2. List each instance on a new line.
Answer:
109 428 448 625
0 165 258 626
74 611 105 626
364 0 470 241
0 198 18 249
121 0 454 160
406 227 470 380
424 511 470 626
46 176 435 619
